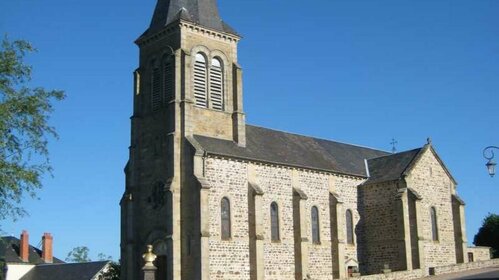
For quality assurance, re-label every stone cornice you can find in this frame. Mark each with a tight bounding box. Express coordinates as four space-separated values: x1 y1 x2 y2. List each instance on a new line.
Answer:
136 19 240 47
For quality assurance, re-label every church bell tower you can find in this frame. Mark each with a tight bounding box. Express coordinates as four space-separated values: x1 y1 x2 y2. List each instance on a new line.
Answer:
120 0 244 279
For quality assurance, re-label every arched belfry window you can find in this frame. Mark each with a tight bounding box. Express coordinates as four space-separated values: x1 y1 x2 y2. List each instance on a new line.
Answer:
221 197 231 240
210 58 224 111
163 55 174 102
346 209 354 244
311 206 320 244
151 60 162 111
193 53 208 108
270 202 280 241
431 207 439 241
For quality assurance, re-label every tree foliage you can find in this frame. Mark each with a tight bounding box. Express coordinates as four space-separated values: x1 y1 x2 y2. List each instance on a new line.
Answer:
65 247 120 279
0 36 65 221
473 213 499 258
66 246 91 263
102 262 121 280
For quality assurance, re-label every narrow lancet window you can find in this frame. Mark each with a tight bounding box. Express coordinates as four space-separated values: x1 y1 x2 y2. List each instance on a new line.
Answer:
271 202 280 241
346 209 354 244
311 206 320 244
431 207 439 241
221 197 231 240
193 53 208 108
210 58 224 110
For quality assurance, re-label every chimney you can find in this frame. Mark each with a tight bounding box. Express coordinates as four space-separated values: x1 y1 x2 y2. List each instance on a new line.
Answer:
20 230 29 262
42 233 53 263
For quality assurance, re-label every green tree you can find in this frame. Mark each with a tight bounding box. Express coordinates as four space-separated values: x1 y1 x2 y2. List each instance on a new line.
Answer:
0 36 65 222
473 213 499 258
97 253 113 261
102 262 121 280
66 246 91 263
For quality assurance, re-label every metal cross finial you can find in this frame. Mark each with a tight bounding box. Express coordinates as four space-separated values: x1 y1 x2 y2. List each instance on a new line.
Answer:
390 138 398 154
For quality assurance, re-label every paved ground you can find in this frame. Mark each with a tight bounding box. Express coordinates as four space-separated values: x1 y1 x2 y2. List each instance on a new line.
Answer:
422 266 499 280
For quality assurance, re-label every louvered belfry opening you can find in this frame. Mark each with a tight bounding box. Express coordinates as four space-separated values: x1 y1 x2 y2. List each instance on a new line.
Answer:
163 55 174 103
193 53 208 108
151 60 162 111
210 58 224 111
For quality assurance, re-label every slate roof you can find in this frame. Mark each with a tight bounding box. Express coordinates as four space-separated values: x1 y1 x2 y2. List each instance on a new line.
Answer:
364 148 423 184
192 125 391 177
0 236 64 265
144 0 238 38
19 261 109 280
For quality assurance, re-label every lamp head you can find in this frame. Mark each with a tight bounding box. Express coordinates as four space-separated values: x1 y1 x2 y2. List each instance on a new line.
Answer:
486 159 496 177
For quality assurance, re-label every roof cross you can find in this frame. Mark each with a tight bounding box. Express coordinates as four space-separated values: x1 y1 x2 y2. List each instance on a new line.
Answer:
390 138 398 154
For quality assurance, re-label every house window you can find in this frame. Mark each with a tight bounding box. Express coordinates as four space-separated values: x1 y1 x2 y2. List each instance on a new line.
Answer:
271 202 280 241
163 55 174 102
221 197 231 240
210 58 224 110
346 209 354 244
151 60 161 111
193 53 208 108
431 207 439 241
311 206 320 244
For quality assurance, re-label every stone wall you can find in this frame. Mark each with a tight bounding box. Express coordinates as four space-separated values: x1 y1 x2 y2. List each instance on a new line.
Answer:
357 181 404 274
467 247 492 262
405 148 457 268
350 269 425 280
203 157 363 279
432 258 499 275
205 158 251 279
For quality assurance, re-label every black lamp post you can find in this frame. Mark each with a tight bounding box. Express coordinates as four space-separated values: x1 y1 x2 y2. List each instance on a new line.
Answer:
483 146 499 177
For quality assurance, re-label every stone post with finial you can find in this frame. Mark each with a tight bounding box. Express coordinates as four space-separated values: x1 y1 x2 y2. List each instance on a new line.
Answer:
142 245 157 280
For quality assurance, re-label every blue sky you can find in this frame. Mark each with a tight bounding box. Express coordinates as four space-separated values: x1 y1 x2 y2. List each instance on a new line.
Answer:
1 0 498 261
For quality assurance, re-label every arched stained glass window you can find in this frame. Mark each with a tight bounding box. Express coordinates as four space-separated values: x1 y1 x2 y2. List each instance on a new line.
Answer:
210 58 224 111
346 209 354 244
311 206 320 244
193 53 207 108
271 202 280 241
431 207 439 241
221 197 231 240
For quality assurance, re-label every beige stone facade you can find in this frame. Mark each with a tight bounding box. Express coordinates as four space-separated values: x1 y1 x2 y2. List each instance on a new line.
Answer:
120 1 488 280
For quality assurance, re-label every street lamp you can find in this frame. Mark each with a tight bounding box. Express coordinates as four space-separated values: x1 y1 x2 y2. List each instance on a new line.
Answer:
483 146 499 177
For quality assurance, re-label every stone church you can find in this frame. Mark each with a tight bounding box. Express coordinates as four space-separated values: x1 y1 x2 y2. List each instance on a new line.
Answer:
120 0 471 279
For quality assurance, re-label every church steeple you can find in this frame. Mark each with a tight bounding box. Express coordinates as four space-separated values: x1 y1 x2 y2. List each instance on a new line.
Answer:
147 0 237 36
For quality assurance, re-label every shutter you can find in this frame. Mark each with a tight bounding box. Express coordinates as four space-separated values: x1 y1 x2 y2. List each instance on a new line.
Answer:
194 54 207 108
210 58 223 111
163 57 174 102
152 67 161 111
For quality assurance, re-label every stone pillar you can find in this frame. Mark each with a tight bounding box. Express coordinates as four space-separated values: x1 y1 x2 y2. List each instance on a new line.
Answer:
330 190 346 279
200 184 211 280
293 174 309 280
248 164 264 280
452 194 468 263
396 188 412 271
232 64 246 147
143 245 157 280
413 193 425 271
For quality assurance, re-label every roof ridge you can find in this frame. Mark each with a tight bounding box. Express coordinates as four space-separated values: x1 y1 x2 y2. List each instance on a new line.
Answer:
247 124 389 154
35 261 110 267
367 147 422 161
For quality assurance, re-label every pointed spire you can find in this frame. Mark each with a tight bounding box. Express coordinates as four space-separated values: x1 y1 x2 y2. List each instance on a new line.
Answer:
147 0 237 36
